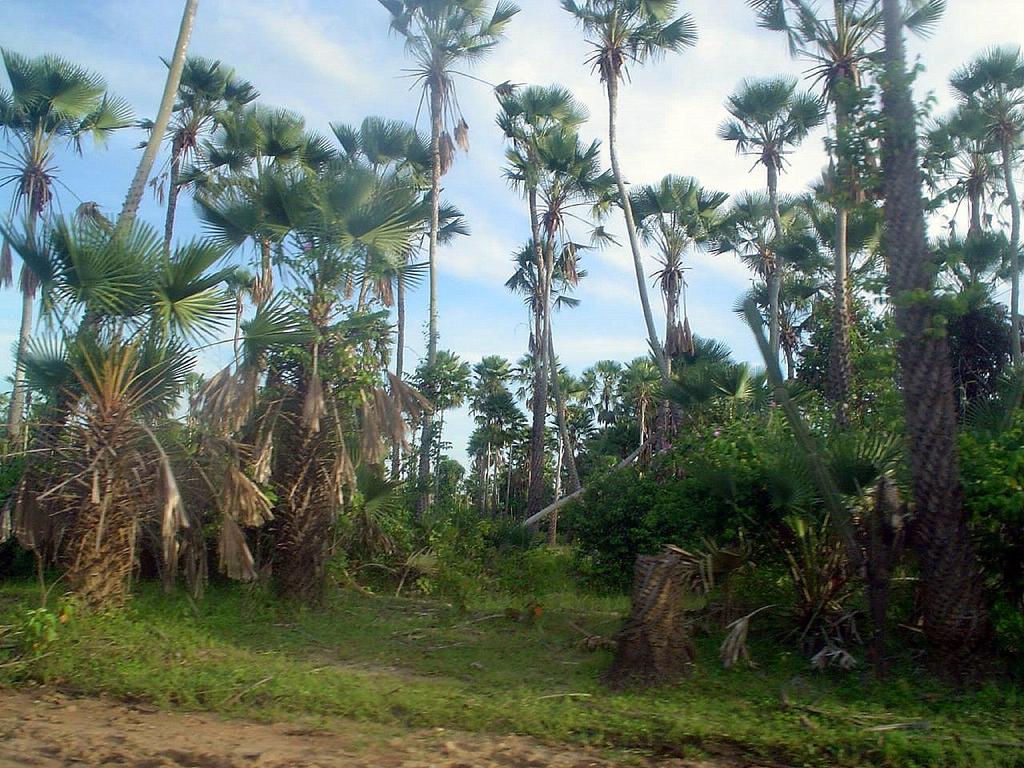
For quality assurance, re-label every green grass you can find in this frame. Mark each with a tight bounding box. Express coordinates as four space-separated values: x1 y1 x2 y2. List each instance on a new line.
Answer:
0 581 1021 767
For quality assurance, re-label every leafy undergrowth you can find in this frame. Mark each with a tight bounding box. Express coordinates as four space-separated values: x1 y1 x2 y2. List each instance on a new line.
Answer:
0 581 1020 767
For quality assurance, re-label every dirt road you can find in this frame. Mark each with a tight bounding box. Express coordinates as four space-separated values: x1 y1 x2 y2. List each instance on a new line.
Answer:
0 689 728 767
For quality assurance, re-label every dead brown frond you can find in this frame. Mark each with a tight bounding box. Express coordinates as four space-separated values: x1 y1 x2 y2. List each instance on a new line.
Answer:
192 365 259 435
439 131 455 176
454 118 470 152
217 515 257 582
223 461 273 528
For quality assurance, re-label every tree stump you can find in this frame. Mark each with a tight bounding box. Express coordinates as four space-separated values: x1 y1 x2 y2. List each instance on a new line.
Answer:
606 546 695 687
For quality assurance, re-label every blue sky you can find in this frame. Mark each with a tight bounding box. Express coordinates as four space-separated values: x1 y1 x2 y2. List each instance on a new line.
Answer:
2 0 1022 464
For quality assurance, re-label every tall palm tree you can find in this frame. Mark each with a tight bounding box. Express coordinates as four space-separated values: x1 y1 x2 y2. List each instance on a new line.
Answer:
162 55 258 251
880 0 988 669
748 0 946 417
0 49 133 437
718 77 824 359
562 0 698 381
379 0 519 516
951 47 1024 364
117 0 199 236
630 175 729 367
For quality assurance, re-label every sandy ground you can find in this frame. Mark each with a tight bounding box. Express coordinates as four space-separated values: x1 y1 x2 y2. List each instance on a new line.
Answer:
0 689 741 768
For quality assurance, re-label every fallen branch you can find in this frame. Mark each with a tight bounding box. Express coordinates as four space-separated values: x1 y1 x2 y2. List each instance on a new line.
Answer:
523 443 646 528
536 692 593 700
220 676 273 707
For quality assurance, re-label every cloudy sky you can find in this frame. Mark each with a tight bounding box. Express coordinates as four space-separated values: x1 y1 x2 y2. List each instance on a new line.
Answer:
2 0 1022 463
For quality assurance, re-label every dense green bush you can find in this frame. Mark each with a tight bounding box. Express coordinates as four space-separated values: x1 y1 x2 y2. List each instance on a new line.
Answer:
960 413 1024 668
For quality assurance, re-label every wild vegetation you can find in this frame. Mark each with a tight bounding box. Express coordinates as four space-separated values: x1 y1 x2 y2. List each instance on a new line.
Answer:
1 1 1023 765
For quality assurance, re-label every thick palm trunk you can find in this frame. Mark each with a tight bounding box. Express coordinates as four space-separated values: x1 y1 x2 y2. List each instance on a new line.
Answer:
526 189 549 518
881 0 988 672
415 81 444 519
606 77 669 381
767 162 784 363
117 0 198 236
968 186 983 238
1002 142 1021 364
164 135 184 253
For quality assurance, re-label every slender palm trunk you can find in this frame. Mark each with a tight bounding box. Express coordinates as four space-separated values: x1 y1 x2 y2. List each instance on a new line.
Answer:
606 76 669 381
767 162 784 363
391 278 406 479
416 81 444 519
882 0 988 672
829 204 853 426
526 190 549 518
1002 141 1021 364
117 0 198 236
7 201 39 439
547 323 580 494
164 135 184 253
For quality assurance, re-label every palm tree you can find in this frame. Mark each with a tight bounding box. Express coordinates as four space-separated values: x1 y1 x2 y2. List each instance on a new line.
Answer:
951 47 1024 364
379 0 519 516
0 49 133 437
161 55 258 251
880 0 988 669
630 175 729 367
117 0 199 236
619 356 660 444
562 0 697 381
748 0 946 416
718 77 824 359
924 105 1003 238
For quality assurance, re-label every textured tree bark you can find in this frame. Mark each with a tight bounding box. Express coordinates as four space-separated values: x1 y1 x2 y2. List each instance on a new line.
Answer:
163 133 184 254
390 279 406 480
526 188 549 519
881 0 989 674
1001 141 1021 364
766 161 784 362
607 547 695 687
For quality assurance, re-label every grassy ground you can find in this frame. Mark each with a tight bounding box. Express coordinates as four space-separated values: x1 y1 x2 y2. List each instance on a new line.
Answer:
0 580 1020 767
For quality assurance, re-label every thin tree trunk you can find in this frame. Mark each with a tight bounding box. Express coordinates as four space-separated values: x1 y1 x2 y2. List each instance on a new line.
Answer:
882 0 989 673
968 186 983 238
117 0 198 237
526 189 549 518
767 162 783 363
391 278 406 479
1002 141 1021 365
547 323 580 494
829 204 853 426
164 135 183 253
606 76 669 381
8 276 35 438
416 80 444 520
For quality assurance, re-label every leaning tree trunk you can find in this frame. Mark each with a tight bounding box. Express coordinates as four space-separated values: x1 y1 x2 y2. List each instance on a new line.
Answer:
415 79 444 520
117 0 198 237
881 0 989 673
7 271 36 439
606 76 669 382
547 323 580 494
607 546 695 688
1002 141 1021 365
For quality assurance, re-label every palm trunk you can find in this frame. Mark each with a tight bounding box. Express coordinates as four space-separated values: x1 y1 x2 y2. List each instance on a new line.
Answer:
882 0 989 672
829 204 853 426
164 134 184 253
968 185 983 239
606 76 669 381
415 80 444 519
7 202 39 439
117 0 198 236
767 161 784 363
391 278 406 480
526 189 549 518
547 323 580 494
1001 141 1021 365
